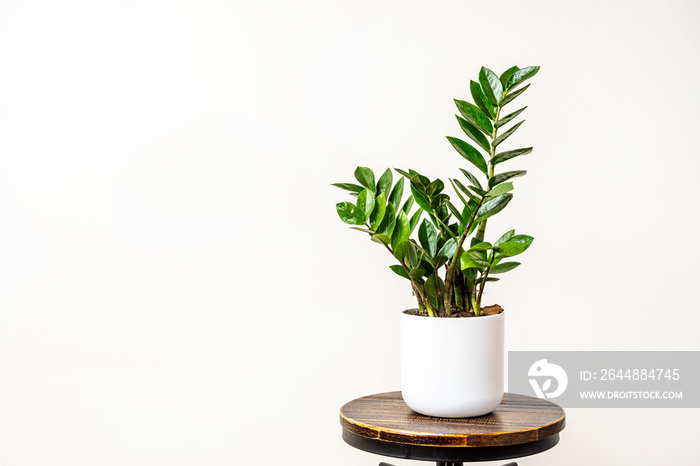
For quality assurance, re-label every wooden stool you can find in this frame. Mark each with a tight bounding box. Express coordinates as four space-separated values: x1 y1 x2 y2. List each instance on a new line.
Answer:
340 391 565 465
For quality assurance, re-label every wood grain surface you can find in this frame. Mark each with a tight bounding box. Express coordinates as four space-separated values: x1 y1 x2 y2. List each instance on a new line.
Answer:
339 391 565 447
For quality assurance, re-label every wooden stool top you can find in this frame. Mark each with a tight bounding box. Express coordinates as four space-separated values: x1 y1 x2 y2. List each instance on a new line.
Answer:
340 391 565 448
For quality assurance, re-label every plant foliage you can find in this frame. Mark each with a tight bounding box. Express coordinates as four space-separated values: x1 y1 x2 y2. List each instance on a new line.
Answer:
333 65 540 317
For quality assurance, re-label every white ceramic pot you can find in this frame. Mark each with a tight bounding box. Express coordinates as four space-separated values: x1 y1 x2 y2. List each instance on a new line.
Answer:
400 309 504 418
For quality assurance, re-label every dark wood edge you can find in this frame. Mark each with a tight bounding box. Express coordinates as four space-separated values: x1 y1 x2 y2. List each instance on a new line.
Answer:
339 409 566 448
341 430 561 462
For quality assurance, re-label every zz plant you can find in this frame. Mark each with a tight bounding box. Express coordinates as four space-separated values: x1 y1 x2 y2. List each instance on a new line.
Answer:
333 65 540 317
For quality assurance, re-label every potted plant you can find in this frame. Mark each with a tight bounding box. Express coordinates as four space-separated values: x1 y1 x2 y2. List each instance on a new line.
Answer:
332 65 540 418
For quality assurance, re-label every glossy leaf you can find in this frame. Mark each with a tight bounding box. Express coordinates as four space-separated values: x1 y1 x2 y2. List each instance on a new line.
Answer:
354 166 375 190
410 183 432 212
500 83 530 107
486 182 514 198
474 193 513 223
490 261 520 273
492 147 532 166
426 179 445 197
479 66 504 105
424 274 444 309
493 120 524 148
470 80 497 119
369 192 387 230
357 189 375 219
331 182 364 194
377 202 396 237
432 254 448 269
489 170 527 188
389 264 410 280
494 229 515 247
370 233 391 245
446 201 462 222
430 193 450 210
409 208 423 233
391 210 411 249
510 234 534 252
495 106 527 129
459 168 483 189
377 168 393 195
495 240 526 257
457 116 490 152
388 176 404 207
500 66 519 88
409 268 425 279
505 66 540 90
418 218 438 256
470 241 493 251
450 179 472 205
393 240 410 262
447 137 488 175
437 237 457 258
454 100 493 135
401 195 414 214
336 202 365 225
460 250 491 269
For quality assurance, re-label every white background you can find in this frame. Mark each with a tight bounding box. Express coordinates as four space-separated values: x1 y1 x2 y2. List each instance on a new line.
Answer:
0 0 698 465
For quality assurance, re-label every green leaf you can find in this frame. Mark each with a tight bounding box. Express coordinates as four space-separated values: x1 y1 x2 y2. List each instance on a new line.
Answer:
377 168 393 195
495 106 527 129
424 273 444 309
354 166 375 190
331 183 364 194
389 264 410 280
492 147 532 166
426 179 444 197
495 240 526 257
446 201 462 222
388 176 404 207
336 202 365 225
494 229 515 247
505 65 540 90
432 254 448 269
454 100 493 135
377 202 396 236
418 218 438 256
470 80 497 119
391 210 411 249
474 194 513 223
393 240 410 262
510 234 534 252
486 182 514 198
489 170 527 188
371 233 391 245
409 208 423 233
447 137 488 175
456 116 490 152
479 66 504 105
500 66 520 88
460 250 491 269
410 183 432 212
449 179 471 205
409 268 425 279
493 120 524 148
429 193 450 210
500 83 530 107
369 192 387 230
490 262 520 273
401 195 414 213
469 241 493 251
458 168 483 189
437 237 456 258
357 189 375 219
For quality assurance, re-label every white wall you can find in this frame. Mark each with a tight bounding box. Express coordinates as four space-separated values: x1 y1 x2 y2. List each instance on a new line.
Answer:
0 0 698 464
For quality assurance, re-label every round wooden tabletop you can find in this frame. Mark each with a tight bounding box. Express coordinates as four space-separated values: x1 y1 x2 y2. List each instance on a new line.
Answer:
340 391 565 451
